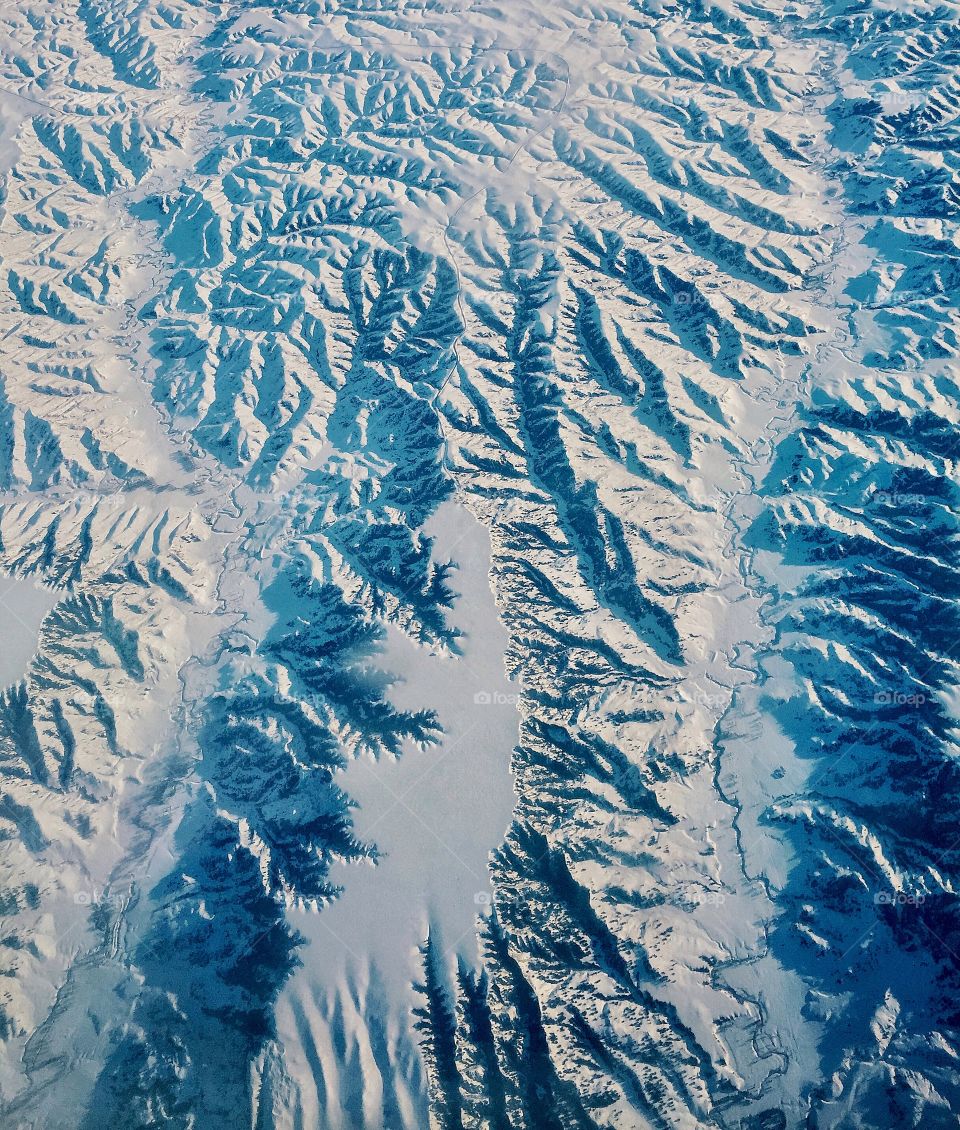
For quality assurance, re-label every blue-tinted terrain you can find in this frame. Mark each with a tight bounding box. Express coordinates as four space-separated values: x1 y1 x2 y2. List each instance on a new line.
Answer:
0 0 957 1127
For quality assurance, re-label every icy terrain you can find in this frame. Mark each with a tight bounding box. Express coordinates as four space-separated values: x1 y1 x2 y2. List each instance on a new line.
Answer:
0 0 957 1127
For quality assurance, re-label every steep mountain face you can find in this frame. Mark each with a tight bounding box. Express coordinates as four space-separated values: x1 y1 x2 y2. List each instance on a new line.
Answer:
0 0 956 1127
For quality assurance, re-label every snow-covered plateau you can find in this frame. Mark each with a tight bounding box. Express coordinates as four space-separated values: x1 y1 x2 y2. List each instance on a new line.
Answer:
0 0 957 1126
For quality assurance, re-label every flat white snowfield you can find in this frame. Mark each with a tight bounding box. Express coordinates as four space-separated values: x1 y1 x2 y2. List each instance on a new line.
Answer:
0 0 957 1128
279 501 519 1129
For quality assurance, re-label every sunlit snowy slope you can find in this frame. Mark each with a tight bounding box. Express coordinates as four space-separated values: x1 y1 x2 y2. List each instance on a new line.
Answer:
0 0 957 1126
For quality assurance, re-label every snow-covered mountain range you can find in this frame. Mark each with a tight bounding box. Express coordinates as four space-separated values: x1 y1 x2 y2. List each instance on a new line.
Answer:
0 0 957 1126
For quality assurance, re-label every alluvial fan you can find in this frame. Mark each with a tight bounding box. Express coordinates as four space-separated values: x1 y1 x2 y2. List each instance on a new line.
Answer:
0 0 957 1126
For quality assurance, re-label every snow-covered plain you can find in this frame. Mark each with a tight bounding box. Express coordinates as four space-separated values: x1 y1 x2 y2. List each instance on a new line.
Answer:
0 0 957 1127
0 577 58 688
277 500 519 1129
